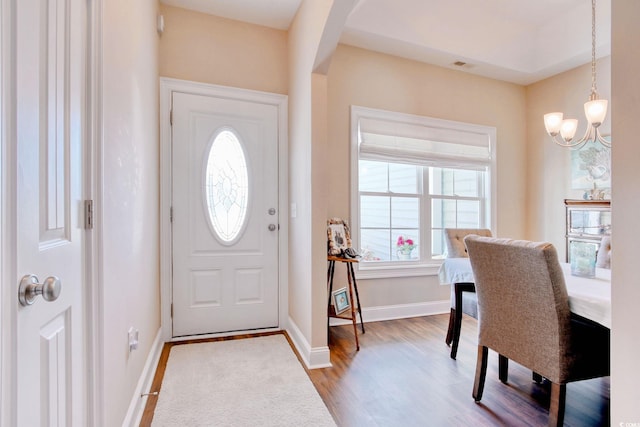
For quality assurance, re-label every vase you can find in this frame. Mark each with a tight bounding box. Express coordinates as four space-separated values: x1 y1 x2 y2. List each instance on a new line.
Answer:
397 250 412 260
570 242 596 278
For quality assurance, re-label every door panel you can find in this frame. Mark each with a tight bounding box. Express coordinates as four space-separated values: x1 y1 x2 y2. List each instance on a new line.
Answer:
172 92 279 336
15 0 85 424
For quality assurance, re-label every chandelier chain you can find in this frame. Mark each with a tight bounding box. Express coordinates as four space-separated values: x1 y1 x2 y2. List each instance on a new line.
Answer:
591 0 597 95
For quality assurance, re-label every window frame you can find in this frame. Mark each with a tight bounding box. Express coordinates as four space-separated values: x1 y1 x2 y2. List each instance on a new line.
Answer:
350 106 497 279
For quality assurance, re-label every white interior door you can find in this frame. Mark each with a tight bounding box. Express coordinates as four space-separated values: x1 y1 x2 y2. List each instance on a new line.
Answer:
171 91 280 337
14 0 86 424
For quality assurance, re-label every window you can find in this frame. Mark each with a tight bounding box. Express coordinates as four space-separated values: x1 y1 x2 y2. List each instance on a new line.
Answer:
350 106 496 278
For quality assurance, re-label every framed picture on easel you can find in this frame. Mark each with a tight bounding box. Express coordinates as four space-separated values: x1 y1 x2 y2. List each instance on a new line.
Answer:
332 287 351 315
327 218 352 256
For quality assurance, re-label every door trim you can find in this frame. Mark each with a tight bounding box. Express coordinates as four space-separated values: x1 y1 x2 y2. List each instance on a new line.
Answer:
159 77 289 341
86 0 102 425
1 0 17 424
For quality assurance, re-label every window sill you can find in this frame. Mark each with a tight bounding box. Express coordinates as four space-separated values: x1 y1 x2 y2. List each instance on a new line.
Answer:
355 262 442 279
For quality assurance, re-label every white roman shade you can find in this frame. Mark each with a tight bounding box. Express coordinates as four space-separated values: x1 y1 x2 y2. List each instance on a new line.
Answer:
357 110 494 170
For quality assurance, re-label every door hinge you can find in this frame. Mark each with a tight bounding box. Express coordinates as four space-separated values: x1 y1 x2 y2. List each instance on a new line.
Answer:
170 206 173 223
170 303 173 318
84 200 94 229
169 109 173 126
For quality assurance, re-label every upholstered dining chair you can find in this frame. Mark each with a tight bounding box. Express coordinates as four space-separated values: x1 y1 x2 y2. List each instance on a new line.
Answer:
464 235 610 427
443 228 492 359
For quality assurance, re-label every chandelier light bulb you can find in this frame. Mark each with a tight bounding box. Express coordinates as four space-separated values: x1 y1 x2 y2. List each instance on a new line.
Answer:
584 99 608 126
543 113 563 136
560 119 578 141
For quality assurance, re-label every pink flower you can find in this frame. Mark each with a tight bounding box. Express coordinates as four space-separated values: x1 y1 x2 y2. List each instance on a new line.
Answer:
396 235 417 252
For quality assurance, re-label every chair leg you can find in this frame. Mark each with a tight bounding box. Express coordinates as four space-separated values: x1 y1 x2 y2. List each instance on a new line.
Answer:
532 372 543 384
449 286 466 359
450 307 464 359
548 382 566 427
449 283 475 360
445 308 455 345
498 354 508 383
473 346 488 402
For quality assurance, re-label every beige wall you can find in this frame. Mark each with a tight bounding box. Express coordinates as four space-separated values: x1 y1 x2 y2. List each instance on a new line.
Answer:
159 4 288 94
526 57 611 252
287 0 334 353
102 0 160 425
327 44 528 307
611 0 640 420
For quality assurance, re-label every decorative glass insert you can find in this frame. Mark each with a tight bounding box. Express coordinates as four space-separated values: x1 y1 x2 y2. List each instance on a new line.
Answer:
205 129 249 243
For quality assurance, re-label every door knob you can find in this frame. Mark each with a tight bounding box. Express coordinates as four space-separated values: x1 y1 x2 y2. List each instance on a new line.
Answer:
18 274 62 306
268 224 277 231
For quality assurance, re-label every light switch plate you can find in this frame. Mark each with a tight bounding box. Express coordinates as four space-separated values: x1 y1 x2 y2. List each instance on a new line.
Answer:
128 327 139 352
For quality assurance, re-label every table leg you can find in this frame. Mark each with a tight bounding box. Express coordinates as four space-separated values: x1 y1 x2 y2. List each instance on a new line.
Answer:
327 260 336 343
348 263 365 334
346 264 360 351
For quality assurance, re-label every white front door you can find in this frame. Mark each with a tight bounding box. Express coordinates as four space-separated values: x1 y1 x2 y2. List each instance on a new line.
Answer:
171 91 280 337
13 0 86 424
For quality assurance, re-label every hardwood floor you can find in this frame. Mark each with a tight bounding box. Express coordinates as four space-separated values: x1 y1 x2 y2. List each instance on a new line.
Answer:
308 314 609 427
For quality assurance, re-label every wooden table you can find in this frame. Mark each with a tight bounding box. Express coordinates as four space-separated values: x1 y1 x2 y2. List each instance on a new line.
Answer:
327 255 364 350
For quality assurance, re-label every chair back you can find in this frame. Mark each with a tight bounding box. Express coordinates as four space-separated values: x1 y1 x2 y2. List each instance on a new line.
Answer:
464 235 572 383
444 228 492 258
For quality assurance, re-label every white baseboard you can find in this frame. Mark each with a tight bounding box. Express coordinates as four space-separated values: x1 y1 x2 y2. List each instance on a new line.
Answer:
329 300 449 326
286 317 332 370
122 328 164 427
287 302 448 369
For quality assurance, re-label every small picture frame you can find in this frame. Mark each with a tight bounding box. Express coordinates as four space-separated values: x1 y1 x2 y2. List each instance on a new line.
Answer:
327 218 352 256
332 287 351 315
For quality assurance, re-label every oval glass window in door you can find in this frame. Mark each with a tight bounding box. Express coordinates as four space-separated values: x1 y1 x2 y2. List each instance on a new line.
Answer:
204 129 249 243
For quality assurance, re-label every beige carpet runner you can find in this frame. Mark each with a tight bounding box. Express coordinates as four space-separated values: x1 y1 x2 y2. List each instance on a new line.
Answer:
151 334 336 426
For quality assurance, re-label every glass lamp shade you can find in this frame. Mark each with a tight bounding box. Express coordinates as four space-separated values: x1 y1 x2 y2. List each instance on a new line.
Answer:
584 99 608 126
543 112 563 136
560 119 578 141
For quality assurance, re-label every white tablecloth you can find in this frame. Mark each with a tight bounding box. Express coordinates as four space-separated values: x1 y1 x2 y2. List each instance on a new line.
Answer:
438 258 611 328
438 258 475 285
561 263 611 328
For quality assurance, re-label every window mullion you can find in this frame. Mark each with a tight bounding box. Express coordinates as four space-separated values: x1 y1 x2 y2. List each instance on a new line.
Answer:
422 166 431 262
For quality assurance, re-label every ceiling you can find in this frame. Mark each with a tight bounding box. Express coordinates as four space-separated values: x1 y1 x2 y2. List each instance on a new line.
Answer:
160 0 611 85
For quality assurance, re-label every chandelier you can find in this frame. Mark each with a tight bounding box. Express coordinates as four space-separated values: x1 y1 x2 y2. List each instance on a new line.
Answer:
543 0 610 149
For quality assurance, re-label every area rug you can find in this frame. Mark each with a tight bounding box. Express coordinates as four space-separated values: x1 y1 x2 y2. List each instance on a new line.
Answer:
151 334 336 427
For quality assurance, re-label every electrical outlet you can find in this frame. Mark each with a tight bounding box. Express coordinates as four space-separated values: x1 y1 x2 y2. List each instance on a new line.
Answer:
128 327 139 352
